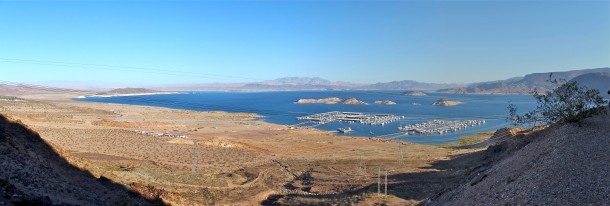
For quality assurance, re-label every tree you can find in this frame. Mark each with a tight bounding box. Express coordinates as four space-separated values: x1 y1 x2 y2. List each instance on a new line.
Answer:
508 74 607 126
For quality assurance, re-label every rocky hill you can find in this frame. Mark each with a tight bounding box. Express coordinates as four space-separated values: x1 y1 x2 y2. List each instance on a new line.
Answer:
569 72 610 94
437 67 610 94
432 98 464 106
403 91 427 96
0 114 161 205
426 112 610 205
374 100 397 105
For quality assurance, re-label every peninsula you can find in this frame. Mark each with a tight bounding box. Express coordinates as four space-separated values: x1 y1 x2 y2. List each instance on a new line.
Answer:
86 88 177 98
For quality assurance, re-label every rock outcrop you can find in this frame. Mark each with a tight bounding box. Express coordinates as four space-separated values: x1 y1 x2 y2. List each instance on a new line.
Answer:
341 98 368 105
432 98 464 106
373 100 397 105
403 91 427 96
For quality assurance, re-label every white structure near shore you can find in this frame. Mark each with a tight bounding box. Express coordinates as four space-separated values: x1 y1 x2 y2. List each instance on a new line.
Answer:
398 119 485 135
297 111 403 125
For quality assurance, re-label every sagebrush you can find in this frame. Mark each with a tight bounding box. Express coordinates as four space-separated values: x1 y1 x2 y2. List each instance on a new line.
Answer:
508 74 607 126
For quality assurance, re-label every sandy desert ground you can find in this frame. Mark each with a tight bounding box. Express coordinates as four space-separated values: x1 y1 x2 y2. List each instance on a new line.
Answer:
0 96 485 205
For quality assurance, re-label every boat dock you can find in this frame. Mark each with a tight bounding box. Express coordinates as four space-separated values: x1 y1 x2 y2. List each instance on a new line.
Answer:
398 119 485 135
297 111 404 125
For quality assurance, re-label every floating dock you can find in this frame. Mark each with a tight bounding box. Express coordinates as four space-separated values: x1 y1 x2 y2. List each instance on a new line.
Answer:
297 111 403 125
398 119 485 135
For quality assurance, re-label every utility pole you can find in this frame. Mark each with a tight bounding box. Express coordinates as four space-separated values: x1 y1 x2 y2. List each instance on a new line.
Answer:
385 169 388 195
398 143 404 166
192 140 199 174
357 150 366 177
377 166 381 196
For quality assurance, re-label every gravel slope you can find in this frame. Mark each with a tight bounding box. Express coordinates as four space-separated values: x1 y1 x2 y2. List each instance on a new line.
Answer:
0 114 161 206
428 113 610 205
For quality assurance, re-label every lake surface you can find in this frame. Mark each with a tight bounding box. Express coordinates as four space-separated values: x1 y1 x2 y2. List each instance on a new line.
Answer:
78 91 537 144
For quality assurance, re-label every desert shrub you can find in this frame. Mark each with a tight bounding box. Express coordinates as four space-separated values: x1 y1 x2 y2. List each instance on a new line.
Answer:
508 74 607 126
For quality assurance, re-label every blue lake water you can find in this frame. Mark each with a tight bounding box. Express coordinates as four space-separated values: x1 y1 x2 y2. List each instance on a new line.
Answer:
78 91 537 144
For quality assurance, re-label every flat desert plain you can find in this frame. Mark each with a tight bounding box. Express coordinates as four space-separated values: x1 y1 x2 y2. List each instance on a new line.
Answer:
0 98 483 205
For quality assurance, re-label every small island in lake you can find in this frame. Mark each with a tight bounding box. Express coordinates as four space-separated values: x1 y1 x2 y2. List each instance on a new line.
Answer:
432 98 464 106
374 100 397 105
403 91 427 96
295 97 368 105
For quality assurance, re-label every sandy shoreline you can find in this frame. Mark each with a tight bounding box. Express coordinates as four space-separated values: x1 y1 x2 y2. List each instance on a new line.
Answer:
77 91 180 98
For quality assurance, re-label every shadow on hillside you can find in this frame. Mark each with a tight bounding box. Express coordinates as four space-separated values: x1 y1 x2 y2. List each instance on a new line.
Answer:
261 147 499 205
0 114 166 206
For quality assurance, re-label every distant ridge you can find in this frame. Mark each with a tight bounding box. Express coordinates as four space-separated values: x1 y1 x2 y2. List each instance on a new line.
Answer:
152 77 460 91
437 67 610 94
569 72 610 94
5 67 609 94
357 80 464 91
240 77 361 91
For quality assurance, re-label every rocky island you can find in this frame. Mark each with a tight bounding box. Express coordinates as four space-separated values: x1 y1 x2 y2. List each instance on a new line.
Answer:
432 98 464 106
403 91 427 96
341 98 368 105
374 100 397 105
294 97 368 105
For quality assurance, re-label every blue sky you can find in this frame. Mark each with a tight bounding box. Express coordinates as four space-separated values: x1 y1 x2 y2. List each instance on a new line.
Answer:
0 1 608 86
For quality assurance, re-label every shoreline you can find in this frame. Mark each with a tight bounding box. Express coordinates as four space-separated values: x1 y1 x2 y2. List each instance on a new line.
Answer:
73 93 500 145
77 92 180 98
69 96 413 145
29 92 502 145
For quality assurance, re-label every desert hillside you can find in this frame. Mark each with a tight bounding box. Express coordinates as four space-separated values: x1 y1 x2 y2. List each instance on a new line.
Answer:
437 67 610 94
426 112 610 205
0 114 161 206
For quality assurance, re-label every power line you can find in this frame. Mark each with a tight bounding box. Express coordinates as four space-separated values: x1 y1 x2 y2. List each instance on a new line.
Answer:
0 58 264 81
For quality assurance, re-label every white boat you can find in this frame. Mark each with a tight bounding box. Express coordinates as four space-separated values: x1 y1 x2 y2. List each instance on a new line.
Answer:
337 127 353 133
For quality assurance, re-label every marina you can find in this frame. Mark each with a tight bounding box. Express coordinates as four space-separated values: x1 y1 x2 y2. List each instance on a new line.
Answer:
297 111 404 125
398 119 486 135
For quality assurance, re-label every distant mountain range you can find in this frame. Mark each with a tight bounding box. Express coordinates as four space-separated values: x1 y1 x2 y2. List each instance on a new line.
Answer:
437 67 610 94
240 77 361 91
356 80 465 90
153 68 610 94
153 77 462 91
2 67 609 95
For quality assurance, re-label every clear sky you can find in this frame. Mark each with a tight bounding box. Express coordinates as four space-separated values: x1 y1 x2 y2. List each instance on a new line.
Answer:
0 0 608 86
